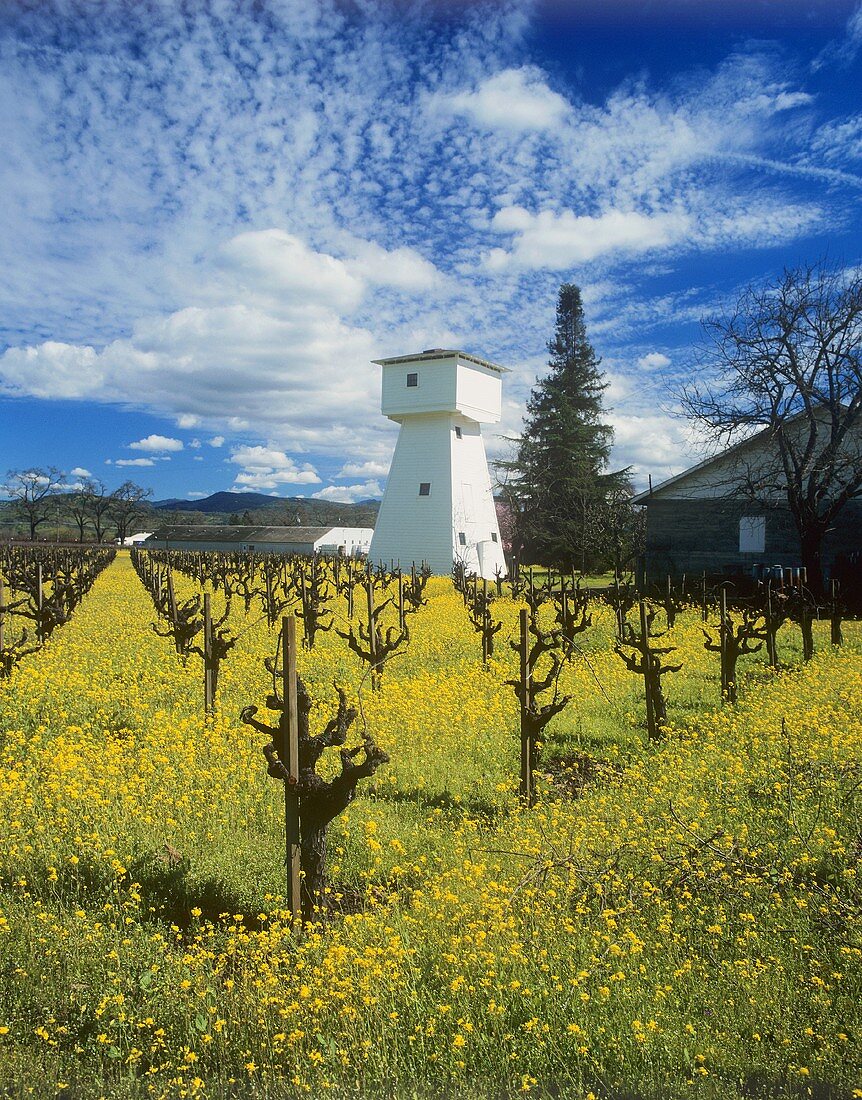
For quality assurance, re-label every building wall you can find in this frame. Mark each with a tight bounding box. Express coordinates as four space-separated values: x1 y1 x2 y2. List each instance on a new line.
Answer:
370 412 456 573
454 361 502 424
381 358 457 419
451 417 507 577
313 527 374 556
643 497 862 579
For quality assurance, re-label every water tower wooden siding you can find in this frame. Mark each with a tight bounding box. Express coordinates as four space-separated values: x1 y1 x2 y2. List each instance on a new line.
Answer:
369 349 509 578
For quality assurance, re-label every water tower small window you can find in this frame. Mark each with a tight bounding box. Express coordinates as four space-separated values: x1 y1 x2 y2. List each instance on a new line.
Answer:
491 532 498 543
454 426 462 439
458 531 466 546
406 372 419 387
418 482 431 496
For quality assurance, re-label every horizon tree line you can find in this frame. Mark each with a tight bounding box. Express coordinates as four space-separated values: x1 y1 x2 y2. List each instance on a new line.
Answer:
1 469 152 542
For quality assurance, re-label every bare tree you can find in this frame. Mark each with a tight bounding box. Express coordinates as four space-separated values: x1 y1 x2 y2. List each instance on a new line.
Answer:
4 467 66 540
682 260 862 595
67 477 113 542
110 481 153 542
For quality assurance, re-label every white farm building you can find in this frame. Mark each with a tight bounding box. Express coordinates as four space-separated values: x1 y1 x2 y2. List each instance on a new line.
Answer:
143 525 374 557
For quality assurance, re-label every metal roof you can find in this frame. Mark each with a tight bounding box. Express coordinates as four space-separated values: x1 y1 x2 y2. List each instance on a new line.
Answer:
145 525 340 544
372 349 511 373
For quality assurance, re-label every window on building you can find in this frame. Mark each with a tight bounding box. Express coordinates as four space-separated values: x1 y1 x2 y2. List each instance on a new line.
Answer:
406 372 419 387
419 482 431 496
458 531 466 546
491 532 498 543
455 425 462 439
739 516 766 554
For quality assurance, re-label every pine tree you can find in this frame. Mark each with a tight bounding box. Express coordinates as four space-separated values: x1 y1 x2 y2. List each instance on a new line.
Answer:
503 284 630 570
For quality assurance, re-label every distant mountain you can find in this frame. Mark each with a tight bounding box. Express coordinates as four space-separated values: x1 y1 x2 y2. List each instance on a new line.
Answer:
150 491 380 528
153 492 279 513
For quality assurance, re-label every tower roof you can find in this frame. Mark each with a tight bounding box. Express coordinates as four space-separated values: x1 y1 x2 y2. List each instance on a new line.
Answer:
372 349 511 373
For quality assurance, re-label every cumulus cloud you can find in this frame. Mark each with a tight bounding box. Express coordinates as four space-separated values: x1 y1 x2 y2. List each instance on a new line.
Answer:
0 343 103 399
129 434 184 452
428 67 570 132
336 459 390 479
208 436 225 448
487 207 692 270
311 481 383 503
177 414 200 429
229 444 320 491
637 352 671 371
218 230 363 314
70 466 92 478
0 230 381 454
114 457 155 467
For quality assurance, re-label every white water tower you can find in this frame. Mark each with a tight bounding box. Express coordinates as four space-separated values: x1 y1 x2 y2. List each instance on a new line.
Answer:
369 348 509 579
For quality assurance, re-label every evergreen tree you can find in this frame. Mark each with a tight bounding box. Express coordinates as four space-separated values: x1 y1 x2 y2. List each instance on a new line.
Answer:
502 284 630 570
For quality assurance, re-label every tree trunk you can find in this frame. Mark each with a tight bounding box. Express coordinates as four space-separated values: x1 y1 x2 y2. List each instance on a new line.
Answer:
799 526 826 599
300 813 329 922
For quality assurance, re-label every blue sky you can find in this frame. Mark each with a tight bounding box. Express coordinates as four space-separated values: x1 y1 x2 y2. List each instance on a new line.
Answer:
1 0 861 503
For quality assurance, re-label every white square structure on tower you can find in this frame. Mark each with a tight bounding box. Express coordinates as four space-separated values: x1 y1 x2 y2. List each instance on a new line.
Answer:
369 349 509 579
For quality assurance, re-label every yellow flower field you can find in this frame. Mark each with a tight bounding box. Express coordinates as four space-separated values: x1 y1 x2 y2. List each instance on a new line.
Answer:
1 555 860 1099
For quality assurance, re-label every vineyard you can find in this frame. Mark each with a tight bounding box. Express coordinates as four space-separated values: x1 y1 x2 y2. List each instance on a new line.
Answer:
0 551 860 1100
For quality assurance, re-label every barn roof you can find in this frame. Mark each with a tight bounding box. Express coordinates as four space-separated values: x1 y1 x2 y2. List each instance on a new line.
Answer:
632 421 784 504
633 407 862 505
145 525 336 544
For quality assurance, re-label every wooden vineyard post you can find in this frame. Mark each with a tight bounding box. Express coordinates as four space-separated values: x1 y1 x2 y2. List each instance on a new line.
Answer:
281 616 302 922
765 582 778 667
639 599 656 740
366 569 378 688
701 572 708 622
397 570 405 633
518 608 534 807
719 587 730 700
203 593 214 713
0 572 5 666
36 564 44 643
481 578 490 666
831 579 843 647
167 571 181 654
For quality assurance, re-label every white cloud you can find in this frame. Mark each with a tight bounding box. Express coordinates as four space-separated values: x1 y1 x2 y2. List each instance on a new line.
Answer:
114 457 155 467
229 444 320 491
177 414 200 429
187 491 208 498
429 67 569 133
337 459 390 479
0 231 381 454
208 436 225 448
487 207 692 270
311 480 383 503
637 352 671 371
189 438 201 449
0 342 103 399
218 229 363 314
129 434 184 452
344 239 441 292
70 466 92 478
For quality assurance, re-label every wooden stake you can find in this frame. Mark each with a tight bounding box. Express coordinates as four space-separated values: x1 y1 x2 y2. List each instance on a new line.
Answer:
366 572 378 688
281 616 302 922
518 608 533 807
640 599 656 740
0 572 5 662
203 593 214 713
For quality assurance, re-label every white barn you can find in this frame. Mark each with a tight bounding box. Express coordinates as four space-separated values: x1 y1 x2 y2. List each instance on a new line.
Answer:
143 525 374 556
369 348 508 579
